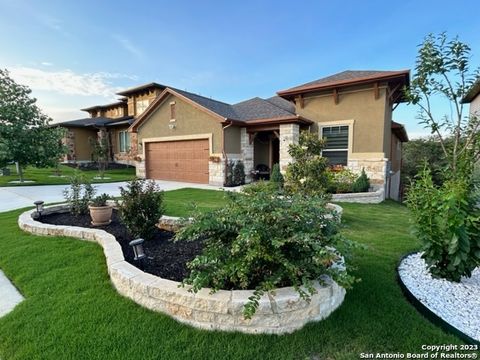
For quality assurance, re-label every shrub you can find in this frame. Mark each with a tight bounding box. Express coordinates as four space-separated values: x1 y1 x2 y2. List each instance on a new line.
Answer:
406 167 480 282
224 161 234 187
327 168 357 194
63 172 96 215
176 191 355 318
352 168 370 193
242 180 279 196
118 178 164 240
90 193 111 207
284 131 330 197
233 160 245 185
270 163 284 189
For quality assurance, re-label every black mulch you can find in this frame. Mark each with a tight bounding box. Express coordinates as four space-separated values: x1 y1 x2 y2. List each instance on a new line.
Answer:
39 210 203 281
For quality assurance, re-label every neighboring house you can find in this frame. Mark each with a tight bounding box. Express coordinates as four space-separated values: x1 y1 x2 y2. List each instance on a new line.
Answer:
462 78 480 117
58 70 409 200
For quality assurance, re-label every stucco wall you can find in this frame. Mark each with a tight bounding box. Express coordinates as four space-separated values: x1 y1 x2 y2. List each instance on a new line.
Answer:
71 128 97 161
104 105 126 118
470 95 480 117
136 94 224 154
224 126 241 154
296 85 388 155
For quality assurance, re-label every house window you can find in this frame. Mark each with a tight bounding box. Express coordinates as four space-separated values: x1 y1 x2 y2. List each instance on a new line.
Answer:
322 125 349 166
136 99 150 115
119 131 131 153
170 101 176 120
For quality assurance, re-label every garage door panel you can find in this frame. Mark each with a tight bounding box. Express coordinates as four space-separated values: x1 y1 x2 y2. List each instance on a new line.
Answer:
145 139 209 184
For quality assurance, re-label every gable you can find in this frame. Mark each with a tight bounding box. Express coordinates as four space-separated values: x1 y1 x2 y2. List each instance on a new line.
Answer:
135 93 225 154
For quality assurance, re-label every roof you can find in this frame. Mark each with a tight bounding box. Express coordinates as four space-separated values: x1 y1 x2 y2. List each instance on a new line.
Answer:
277 70 410 100
56 116 134 128
116 82 167 96
392 121 408 142
81 100 127 112
129 87 309 132
461 78 480 103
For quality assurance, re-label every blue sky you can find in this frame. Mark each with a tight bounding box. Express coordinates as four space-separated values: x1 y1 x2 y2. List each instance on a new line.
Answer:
1 0 479 138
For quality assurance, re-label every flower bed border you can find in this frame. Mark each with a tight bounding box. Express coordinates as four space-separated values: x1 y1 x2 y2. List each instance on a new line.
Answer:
18 205 345 335
397 252 479 345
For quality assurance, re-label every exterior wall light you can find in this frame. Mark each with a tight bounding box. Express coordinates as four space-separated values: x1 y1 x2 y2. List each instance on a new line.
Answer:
34 200 44 219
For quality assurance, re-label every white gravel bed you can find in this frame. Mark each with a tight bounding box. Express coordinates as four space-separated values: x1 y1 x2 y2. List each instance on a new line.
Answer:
398 252 480 342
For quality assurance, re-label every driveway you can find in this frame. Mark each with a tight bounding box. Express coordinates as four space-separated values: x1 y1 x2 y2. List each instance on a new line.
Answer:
0 180 234 213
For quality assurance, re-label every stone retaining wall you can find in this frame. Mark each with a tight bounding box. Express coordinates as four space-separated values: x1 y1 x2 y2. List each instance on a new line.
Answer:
332 188 384 204
18 205 345 335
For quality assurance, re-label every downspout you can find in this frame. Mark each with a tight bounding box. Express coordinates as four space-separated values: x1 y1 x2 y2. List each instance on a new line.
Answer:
222 119 233 186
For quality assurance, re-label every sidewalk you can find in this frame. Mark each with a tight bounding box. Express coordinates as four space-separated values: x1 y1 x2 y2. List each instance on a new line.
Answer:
0 270 24 317
0 180 230 213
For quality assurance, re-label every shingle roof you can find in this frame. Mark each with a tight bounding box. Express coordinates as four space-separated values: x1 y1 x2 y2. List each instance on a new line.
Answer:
57 116 134 128
171 89 297 121
116 82 167 96
81 100 127 112
277 70 410 97
231 97 296 121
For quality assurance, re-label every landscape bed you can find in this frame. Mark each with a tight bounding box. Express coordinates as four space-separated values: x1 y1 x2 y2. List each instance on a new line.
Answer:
18 204 346 334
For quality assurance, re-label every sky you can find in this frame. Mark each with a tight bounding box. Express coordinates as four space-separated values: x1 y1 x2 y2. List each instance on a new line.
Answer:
0 0 479 138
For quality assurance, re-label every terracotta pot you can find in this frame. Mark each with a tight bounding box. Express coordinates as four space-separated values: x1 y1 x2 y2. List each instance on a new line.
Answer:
89 205 113 226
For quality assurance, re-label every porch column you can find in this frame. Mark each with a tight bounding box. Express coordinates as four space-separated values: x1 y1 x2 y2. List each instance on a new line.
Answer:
279 123 299 174
240 127 254 182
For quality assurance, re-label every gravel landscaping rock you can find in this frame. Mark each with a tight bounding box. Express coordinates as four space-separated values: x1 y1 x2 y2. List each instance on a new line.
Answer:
398 252 480 341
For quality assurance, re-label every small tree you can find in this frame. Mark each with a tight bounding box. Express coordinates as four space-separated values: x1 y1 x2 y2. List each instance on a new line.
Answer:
352 168 370 193
89 131 110 179
233 160 245 185
284 131 330 197
0 69 67 182
270 163 284 189
405 33 480 280
63 172 96 216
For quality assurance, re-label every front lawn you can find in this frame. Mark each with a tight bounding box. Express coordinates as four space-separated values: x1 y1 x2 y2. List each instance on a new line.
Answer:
0 191 463 360
0 164 135 186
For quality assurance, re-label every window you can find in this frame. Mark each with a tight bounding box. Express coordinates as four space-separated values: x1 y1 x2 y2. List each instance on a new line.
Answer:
322 125 349 165
119 131 131 153
170 101 176 120
136 99 150 115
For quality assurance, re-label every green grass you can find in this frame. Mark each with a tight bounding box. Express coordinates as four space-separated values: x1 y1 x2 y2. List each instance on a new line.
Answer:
0 192 464 360
0 164 135 186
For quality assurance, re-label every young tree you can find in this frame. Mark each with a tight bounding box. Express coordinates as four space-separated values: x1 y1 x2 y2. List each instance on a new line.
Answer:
405 33 480 281
405 33 480 178
0 69 67 182
89 131 110 179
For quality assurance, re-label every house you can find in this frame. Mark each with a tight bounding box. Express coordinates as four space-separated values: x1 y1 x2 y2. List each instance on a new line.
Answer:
58 70 410 200
462 78 480 117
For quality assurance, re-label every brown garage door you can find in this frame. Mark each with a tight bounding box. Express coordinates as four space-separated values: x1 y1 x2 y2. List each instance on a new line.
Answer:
145 139 209 184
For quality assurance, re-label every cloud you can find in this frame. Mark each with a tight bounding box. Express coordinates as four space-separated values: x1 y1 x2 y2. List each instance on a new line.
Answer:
112 34 145 60
8 66 134 98
41 62 53 66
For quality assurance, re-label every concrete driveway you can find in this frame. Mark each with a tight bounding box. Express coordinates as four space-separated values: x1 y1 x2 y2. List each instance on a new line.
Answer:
0 180 232 213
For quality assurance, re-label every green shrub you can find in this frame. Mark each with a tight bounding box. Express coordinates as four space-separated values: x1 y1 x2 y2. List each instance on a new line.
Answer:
176 191 355 318
406 167 480 282
284 131 330 197
327 168 357 194
225 161 234 187
242 180 279 196
118 178 164 240
90 193 111 207
233 161 245 185
352 168 370 193
63 172 96 215
270 163 284 188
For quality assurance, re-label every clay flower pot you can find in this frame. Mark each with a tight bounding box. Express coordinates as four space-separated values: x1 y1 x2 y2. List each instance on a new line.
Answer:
89 205 113 226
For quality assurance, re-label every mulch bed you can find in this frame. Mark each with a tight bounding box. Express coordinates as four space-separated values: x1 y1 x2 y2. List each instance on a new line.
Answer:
39 210 203 282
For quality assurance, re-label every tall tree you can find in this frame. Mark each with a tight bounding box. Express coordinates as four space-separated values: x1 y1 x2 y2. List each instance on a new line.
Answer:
0 69 67 181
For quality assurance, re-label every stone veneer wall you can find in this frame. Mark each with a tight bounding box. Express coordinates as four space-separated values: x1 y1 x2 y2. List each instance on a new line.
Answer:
63 130 76 162
279 124 300 174
348 158 388 187
240 128 254 182
18 205 346 335
332 188 385 204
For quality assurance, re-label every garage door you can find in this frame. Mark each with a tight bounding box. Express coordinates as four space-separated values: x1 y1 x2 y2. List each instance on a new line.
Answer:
145 139 209 184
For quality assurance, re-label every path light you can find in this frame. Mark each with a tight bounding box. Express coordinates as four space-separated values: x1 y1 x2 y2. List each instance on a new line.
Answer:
129 238 146 261
34 200 44 219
